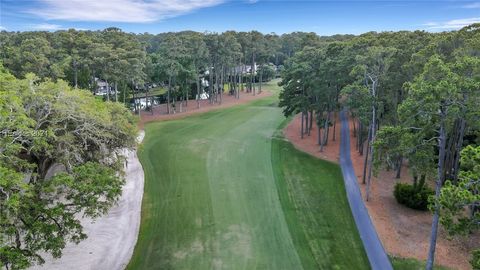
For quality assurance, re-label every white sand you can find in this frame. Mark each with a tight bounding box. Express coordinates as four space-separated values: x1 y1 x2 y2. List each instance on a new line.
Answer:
30 131 145 270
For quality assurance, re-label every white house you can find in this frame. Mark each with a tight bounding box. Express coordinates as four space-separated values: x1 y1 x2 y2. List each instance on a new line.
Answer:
94 78 117 96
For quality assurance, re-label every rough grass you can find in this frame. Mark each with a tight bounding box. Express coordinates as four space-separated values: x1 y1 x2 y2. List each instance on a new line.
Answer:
127 79 370 269
271 134 370 269
391 256 452 270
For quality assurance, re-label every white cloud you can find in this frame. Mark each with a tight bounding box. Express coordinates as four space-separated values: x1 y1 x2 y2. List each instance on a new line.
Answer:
31 23 63 30
423 22 438 27
28 0 225 23
0 26 6 30
462 2 480 8
423 17 480 30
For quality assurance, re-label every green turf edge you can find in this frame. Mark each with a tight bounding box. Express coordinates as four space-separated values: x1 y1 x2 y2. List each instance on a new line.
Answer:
390 256 453 270
271 137 319 270
271 119 370 270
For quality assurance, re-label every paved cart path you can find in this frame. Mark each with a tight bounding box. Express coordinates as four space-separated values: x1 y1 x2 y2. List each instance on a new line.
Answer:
339 110 393 270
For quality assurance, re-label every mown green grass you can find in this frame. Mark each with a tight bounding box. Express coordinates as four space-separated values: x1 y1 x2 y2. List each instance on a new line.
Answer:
271 132 369 269
128 78 369 269
391 256 452 270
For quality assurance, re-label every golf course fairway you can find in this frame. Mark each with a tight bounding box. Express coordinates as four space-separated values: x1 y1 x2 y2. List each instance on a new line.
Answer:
128 82 369 270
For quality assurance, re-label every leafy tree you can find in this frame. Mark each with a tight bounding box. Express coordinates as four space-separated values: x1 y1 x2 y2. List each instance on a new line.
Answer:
437 145 480 269
438 145 479 234
0 66 137 269
348 46 396 200
398 54 479 270
182 32 209 108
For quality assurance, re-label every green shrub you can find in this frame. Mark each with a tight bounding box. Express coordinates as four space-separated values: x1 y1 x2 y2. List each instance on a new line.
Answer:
393 182 434 210
471 249 480 270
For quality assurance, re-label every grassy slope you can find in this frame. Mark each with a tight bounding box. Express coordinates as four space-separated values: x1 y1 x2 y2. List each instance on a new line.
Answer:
128 80 369 269
391 257 452 270
272 132 369 269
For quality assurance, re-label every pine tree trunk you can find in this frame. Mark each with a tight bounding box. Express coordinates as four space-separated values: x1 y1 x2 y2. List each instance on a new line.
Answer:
453 119 466 182
362 124 371 185
237 60 241 98
136 83 140 116
366 122 376 201
215 69 219 104
395 157 403 179
196 73 200 109
359 122 364 155
426 108 447 270
106 80 110 102
306 111 310 134
167 76 171 114
209 67 213 104
333 111 336 141
324 111 331 145
259 64 263 94
317 116 321 145
144 85 148 114
252 53 256 96
219 66 224 104
356 120 362 153
320 112 329 152
249 66 252 93
366 81 378 201
303 110 309 134
73 59 78 89
185 77 188 108
301 112 304 139
132 79 136 113
352 115 357 137
308 110 313 136
240 57 244 92
173 95 176 114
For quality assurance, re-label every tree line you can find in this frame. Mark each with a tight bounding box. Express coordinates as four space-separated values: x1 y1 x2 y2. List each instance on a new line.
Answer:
0 28 341 113
279 24 480 269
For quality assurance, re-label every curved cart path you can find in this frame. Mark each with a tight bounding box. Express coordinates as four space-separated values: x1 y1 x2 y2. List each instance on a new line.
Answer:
339 110 393 270
30 131 145 270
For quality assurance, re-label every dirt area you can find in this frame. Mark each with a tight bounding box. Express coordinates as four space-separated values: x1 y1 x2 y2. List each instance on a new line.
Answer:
283 112 341 164
284 113 477 270
138 91 271 129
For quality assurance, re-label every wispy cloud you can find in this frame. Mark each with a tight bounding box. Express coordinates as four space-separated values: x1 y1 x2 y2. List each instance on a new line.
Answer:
30 23 63 30
28 0 225 23
423 17 480 30
462 2 480 8
0 26 6 31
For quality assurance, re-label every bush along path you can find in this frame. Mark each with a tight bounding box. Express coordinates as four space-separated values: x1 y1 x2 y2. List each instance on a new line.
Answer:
339 110 393 270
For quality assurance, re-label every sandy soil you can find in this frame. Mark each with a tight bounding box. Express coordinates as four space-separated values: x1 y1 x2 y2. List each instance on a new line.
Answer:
30 131 145 270
138 91 271 128
284 113 477 270
283 112 341 163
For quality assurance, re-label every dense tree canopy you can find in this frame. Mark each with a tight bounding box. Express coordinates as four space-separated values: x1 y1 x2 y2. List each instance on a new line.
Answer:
1 29 327 114
278 23 480 269
0 66 137 269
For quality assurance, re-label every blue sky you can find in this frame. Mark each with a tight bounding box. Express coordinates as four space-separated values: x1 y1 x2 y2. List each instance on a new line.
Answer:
1 0 479 35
